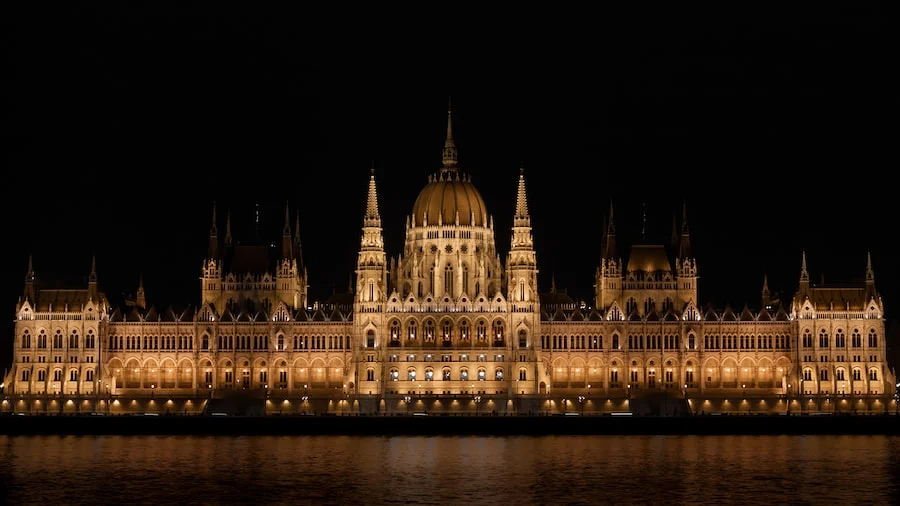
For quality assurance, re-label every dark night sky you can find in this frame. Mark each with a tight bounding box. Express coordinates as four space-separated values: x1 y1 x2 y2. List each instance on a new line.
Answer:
2 7 896 370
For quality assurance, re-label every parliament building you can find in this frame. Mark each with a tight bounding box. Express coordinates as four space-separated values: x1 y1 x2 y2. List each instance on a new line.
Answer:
3 109 895 416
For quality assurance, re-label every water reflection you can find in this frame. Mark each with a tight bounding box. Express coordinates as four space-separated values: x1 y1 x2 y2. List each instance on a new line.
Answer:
1 435 898 504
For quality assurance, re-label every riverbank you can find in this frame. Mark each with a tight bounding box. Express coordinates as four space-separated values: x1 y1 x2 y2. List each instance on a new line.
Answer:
2 413 899 436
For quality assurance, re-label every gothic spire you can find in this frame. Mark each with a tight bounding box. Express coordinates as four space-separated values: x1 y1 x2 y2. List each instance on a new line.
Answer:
441 100 458 173
365 168 381 226
515 167 529 219
866 251 874 282
208 201 219 259
26 254 33 281
761 274 770 305
136 273 146 309
604 200 617 259
224 211 233 247
800 250 809 282
293 211 303 269
282 201 293 259
24 254 35 300
89 254 97 283
679 200 692 259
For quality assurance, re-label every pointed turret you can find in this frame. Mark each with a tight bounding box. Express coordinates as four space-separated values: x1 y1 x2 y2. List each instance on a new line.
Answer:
208 202 219 259
281 201 293 259
604 200 617 259
24 254 35 300
293 211 304 270
508 167 537 304
365 167 381 227
88 254 98 299
515 167 529 219
865 251 876 301
441 100 458 173
679 200 692 259
798 250 810 298
224 211 233 247
136 273 146 310
761 274 770 306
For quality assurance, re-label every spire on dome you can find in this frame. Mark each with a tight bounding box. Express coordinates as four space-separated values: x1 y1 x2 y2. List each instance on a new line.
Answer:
441 99 458 173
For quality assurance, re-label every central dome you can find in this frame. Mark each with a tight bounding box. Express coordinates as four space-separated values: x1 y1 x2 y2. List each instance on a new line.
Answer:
412 172 488 227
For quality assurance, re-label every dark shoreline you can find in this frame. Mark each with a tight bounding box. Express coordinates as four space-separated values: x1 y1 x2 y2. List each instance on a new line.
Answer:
2 414 899 436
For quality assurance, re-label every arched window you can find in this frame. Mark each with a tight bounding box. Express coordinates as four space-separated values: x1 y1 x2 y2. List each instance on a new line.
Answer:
54 369 62 381
367 369 375 381
70 369 79 382
688 334 695 350
835 329 845 348
462 264 469 295
424 320 435 341
21 330 31 349
495 368 504 380
819 369 828 381
869 368 878 381
852 329 861 348
836 368 845 381
818 329 828 348
612 334 619 350
408 320 417 340
21 369 30 381
366 330 375 348
408 369 416 381
444 265 453 296
460 369 469 381
390 320 400 340
518 368 527 381
425 368 434 381
38 369 46 381
852 368 861 381
277 335 285 351
868 330 878 348
54 330 63 349
201 335 209 350
476 320 487 341
442 320 452 341
460 320 470 340
390 369 399 381
368 281 375 301
38 330 47 349
443 368 451 381
478 369 486 381
802 329 812 348
492 321 504 341
86 370 94 382
518 329 527 348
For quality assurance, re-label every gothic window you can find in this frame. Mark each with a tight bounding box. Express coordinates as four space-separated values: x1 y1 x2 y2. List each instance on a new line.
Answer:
852 368 861 381
21 369 30 381
460 369 469 381
390 369 399 381
367 330 376 348
460 320 470 340
38 330 46 349
802 329 813 348
442 320 452 341
408 320 417 340
21 330 31 349
277 335 285 351
518 329 527 348
425 368 434 381
477 320 487 341
54 369 62 381
868 329 878 348
519 368 527 381
819 369 828 381
835 330 845 348
819 329 828 348
38 369 46 381
444 265 453 296
201 335 209 350
462 265 469 295
54 330 63 349
869 368 878 381
70 369 79 381
493 321 504 341
424 320 435 341
688 334 695 350
803 369 812 381
495 368 504 380
443 368 451 381
626 298 637 314
408 369 416 381
610 369 619 384
478 368 486 381
612 334 619 350
836 368 845 381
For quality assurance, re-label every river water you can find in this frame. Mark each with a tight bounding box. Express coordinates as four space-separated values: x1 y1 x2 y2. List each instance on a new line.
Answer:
1 435 897 504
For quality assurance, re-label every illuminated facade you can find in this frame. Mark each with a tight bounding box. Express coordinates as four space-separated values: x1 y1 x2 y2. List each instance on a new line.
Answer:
3 108 894 415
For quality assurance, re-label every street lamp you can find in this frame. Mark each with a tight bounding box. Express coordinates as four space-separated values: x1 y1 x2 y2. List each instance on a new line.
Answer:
404 395 412 415
474 395 482 415
578 395 585 415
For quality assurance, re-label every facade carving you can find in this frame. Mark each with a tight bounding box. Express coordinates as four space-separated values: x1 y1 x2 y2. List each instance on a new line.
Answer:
3 108 894 415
